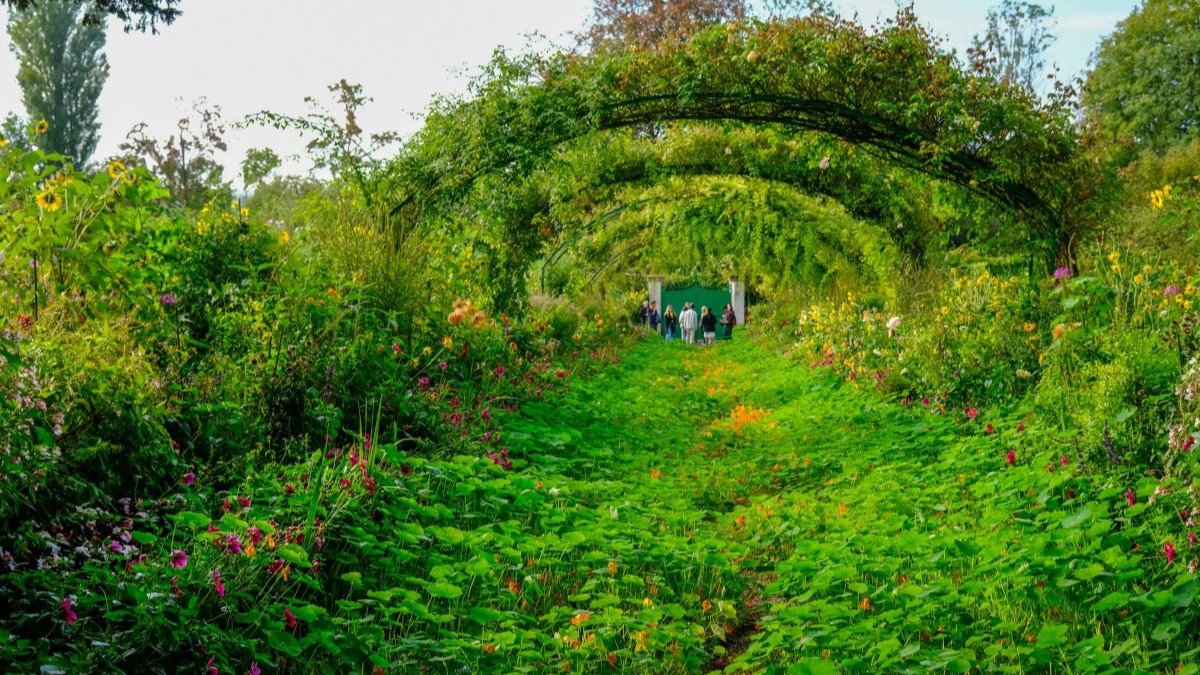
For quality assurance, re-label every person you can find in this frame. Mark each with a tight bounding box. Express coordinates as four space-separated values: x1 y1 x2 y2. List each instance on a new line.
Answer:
721 305 736 341
648 301 660 335
663 305 678 340
638 300 650 331
700 306 717 346
679 302 698 345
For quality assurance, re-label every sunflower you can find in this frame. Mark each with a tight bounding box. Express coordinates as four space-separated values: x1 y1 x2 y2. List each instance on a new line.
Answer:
36 188 62 212
121 170 135 185
34 119 49 134
107 160 126 179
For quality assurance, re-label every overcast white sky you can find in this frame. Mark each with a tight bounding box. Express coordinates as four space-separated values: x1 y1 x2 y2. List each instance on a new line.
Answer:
0 0 1140 180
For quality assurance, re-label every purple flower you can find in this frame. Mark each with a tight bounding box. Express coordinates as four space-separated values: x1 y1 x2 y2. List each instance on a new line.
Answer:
170 549 188 568
159 292 177 307
1165 284 1182 297
223 535 243 555
182 472 196 486
1053 267 1072 281
248 663 261 675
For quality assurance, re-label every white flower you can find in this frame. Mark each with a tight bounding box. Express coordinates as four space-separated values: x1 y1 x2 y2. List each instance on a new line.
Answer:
549 487 561 497
818 156 831 170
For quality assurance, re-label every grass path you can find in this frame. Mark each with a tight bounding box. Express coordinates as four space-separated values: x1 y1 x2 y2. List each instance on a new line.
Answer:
490 337 1194 673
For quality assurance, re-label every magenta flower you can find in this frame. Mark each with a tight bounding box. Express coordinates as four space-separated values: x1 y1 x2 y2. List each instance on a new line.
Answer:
159 292 178 307
206 656 218 675
223 535 243 555
439 361 448 370
169 549 188 568
1165 284 1182 297
1166 541 1176 564
922 397 930 406
182 472 196 486
212 569 226 598
1190 532 1197 547
1053 267 1072 281
61 597 77 625
236 496 251 509
1060 457 1069 466
110 540 124 554
284 608 297 629
494 366 506 377
1126 488 1136 506
967 407 978 420
481 409 490 421
1005 450 1016 465
248 663 261 675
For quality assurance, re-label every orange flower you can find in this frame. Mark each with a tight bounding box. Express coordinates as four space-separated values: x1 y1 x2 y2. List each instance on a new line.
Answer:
701 599 713 611
536 481 544 489
804 457 811 467
281 565 292 582
858 597 873 611
608 652 617 667
650 469 661 479
482 644 497 653
570 612 592 626
607 561 618 575
507 579 520 594
838 503 848 515
734 516 745 526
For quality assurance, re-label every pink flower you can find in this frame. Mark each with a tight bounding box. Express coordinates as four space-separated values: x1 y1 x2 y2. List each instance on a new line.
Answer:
284 608 297 628
169 549 188 568
967 407 978 420
213 570 226 598
1005 450 1016 465
60 597 77 625
1166 541 1177 564
1190 532 1197 547
223 535 243 555
1126 488 1136 506
236 496 251 509
248 663 261 675
922 397 930 406
206 656 218 675
1060 457 1069 466
439 361 448 370
494 366 506 377
481 409 490 421
110 540 124 554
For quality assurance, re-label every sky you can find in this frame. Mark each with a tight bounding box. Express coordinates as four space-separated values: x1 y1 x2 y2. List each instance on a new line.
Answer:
0 0 1142 180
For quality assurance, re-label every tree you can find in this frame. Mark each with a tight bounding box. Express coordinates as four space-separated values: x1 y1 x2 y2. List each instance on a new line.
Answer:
1083 0 1200 151
241 146 281 192
968 0 1056 94
1 0 180 32
584 0 746 51
119 100 230 209
7 0 109 165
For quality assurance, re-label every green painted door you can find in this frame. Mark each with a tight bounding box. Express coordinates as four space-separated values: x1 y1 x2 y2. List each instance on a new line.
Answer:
661 283 732 341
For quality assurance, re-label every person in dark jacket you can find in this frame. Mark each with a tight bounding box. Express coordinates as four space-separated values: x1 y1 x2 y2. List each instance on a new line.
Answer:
663 305 678 340
700 306 717 346
721 305 736 340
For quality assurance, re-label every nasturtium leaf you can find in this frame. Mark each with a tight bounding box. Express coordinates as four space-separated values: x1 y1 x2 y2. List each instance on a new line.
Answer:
1035 624 1069 649
1091 591 1130 612
428 582 463 599
1152 621 1181 642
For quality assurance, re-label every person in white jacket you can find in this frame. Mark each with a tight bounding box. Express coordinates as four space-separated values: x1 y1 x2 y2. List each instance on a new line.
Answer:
679 303 699 344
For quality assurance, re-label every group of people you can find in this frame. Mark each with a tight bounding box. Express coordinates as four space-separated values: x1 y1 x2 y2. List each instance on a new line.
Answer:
640 301 737 345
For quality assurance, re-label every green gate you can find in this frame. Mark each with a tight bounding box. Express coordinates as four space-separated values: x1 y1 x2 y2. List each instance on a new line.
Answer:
660 282 732 341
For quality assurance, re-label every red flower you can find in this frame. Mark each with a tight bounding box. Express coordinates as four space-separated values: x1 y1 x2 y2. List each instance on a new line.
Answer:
60 597 77 625
284 609 297 628
1166 541 1177 564
1005 450 1016 465
1126 488 1136 506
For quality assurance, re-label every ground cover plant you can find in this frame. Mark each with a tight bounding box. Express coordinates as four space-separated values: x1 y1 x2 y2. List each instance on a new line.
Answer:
4 0 1200 672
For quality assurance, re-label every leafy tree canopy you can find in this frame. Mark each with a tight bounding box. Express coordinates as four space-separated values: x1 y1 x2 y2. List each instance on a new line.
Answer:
1 0 180 32
1083 0 1200 153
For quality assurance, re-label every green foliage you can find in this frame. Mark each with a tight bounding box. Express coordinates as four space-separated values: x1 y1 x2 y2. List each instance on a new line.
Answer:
1084 0 1200 152
1 0 181 33
7 0 109 165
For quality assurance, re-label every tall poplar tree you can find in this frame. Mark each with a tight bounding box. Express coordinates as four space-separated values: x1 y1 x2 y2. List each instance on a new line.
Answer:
7 0 110 165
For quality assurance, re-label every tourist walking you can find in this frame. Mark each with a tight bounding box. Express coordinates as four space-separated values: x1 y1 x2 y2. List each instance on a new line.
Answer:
663 305 678 340
680 303 698 344
638 300 650 332
700 306 717 346
721 305 736 341
648 301 660 335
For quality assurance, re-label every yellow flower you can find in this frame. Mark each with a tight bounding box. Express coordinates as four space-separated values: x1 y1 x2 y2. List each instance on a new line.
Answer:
279 230 290 245
122 171 135 185
240 208 249 219
442 336 454 350
1107 251 1120 264
36 188 61 212
1151 190 1164 209
108 160 126 179
0 137 7 148
34 119 48 134
1133 273 1145 285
